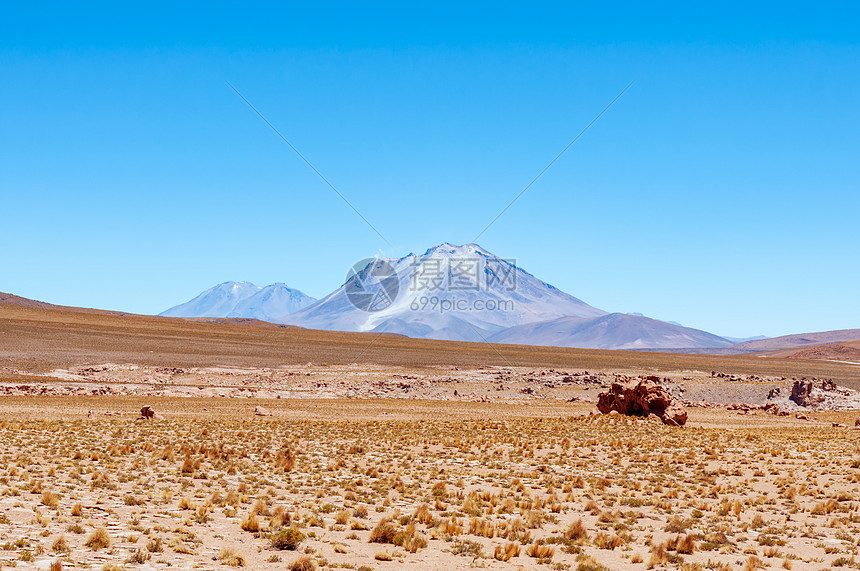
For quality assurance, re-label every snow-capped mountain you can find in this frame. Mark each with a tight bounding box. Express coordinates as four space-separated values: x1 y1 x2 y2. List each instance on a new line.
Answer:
160 281 262 318
487 313 733 350
160 281 315 320
159 244 735 350
228 283 317 321
281 243 607 342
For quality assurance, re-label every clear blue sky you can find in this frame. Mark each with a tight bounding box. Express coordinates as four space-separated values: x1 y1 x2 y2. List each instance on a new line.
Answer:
1 2 858 338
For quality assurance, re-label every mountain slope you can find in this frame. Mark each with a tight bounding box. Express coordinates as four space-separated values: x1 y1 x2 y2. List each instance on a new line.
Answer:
160 281 315 320
282 243 607 342
227 283 316 322
487 313 733 350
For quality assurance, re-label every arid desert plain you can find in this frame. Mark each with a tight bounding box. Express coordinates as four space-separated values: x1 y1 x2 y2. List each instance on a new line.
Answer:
2 294 860 571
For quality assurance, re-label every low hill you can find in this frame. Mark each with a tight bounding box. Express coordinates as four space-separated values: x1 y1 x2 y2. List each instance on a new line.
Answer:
488 313 732 350
751 340 860 361
732 329 860 353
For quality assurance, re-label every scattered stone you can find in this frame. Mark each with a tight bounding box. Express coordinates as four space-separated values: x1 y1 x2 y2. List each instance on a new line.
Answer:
139 405 156 420
762 402 781 415
796 412 809 420
254 405 273 417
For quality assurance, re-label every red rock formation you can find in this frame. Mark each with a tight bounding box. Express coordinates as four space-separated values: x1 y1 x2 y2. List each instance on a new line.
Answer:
597 378 687 426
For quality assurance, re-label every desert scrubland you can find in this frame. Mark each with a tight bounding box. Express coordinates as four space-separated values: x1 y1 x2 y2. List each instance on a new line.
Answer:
2 296 860 570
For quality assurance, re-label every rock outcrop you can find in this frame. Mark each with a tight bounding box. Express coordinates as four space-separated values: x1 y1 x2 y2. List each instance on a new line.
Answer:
597 378 687 426
727 402 789 416
790 378 838 408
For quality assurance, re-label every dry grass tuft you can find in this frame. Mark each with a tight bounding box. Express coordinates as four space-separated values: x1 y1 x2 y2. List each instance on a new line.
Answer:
525 542 554 560
288 556 317 571
565 518 587 541
85 527 112 550
217 548 246 567
240 513 260 532
40 490 60 508
494 541 520 561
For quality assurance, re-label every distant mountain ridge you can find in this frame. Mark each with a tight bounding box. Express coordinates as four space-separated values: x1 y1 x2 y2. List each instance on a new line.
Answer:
160 281 316 321
156 243 791 350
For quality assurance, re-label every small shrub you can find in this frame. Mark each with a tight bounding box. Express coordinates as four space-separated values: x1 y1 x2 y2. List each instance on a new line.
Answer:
127 548 151 564
146 537 163 553
369 518 398 544
271 528 305 550
451 539 484 558
51 535 70 553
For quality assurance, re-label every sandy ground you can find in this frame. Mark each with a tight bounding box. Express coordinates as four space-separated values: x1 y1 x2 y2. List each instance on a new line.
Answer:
2 396 860 571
